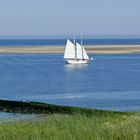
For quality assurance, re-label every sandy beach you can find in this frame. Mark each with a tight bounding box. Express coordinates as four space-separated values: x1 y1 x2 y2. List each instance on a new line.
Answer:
0 45 140 54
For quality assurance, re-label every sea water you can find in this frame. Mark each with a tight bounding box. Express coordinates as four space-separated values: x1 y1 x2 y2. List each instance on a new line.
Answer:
0 112 43 122
0 53 140 112
1 38 140 46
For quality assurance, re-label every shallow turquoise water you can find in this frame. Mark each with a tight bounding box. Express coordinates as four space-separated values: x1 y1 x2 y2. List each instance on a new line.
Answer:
0 54 140 111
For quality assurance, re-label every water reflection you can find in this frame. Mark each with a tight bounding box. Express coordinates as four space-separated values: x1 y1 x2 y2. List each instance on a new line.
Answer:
64 63 88 70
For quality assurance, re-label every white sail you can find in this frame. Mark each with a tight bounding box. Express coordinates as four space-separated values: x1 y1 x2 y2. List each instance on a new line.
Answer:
76 43 89 60
83 46 89 60
76 43 83 59
64 40 75 59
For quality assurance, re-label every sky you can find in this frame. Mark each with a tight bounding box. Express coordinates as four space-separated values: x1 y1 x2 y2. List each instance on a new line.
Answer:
0 0 140 38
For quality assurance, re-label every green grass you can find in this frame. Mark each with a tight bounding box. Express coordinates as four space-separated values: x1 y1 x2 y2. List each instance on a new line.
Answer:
0 112 140 140
0 100 140 140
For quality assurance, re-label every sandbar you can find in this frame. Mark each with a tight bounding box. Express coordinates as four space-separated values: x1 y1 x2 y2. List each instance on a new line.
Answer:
0 45 140 54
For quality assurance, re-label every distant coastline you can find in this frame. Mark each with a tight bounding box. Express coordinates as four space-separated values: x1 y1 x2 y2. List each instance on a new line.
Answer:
0 45 140 54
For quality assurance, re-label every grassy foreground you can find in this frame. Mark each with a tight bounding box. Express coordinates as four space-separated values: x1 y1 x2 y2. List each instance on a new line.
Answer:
0 100 140 140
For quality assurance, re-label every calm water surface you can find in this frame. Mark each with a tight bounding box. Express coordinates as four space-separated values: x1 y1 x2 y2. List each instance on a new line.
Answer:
0 54 140 112
1 38 140 46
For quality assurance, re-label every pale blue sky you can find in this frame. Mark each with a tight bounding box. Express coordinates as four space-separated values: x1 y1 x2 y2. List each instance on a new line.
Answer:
0 0 140 38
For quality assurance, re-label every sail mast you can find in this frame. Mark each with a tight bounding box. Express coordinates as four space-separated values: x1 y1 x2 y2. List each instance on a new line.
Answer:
81 34 84 60
73 29 77 60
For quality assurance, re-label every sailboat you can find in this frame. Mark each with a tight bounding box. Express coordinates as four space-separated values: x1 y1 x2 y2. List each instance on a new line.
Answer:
64 39 90 64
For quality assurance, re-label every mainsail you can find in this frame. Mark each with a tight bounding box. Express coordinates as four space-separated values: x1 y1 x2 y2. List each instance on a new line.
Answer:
76 42 83 59
64 40 75 59
76 43 89 60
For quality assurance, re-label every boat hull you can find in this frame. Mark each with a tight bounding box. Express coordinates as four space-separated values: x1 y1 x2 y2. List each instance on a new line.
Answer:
65 59 89 64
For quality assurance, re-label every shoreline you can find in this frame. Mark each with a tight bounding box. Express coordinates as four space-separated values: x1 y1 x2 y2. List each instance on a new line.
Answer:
0 99 132 114
0 45 140 54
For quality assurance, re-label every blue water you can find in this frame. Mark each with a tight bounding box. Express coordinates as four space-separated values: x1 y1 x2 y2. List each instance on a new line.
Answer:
1 38 140 46
0 112 43 122
0 54 140 112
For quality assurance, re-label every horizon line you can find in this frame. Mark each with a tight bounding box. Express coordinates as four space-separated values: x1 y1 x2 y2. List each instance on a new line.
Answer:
1 34 140 39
